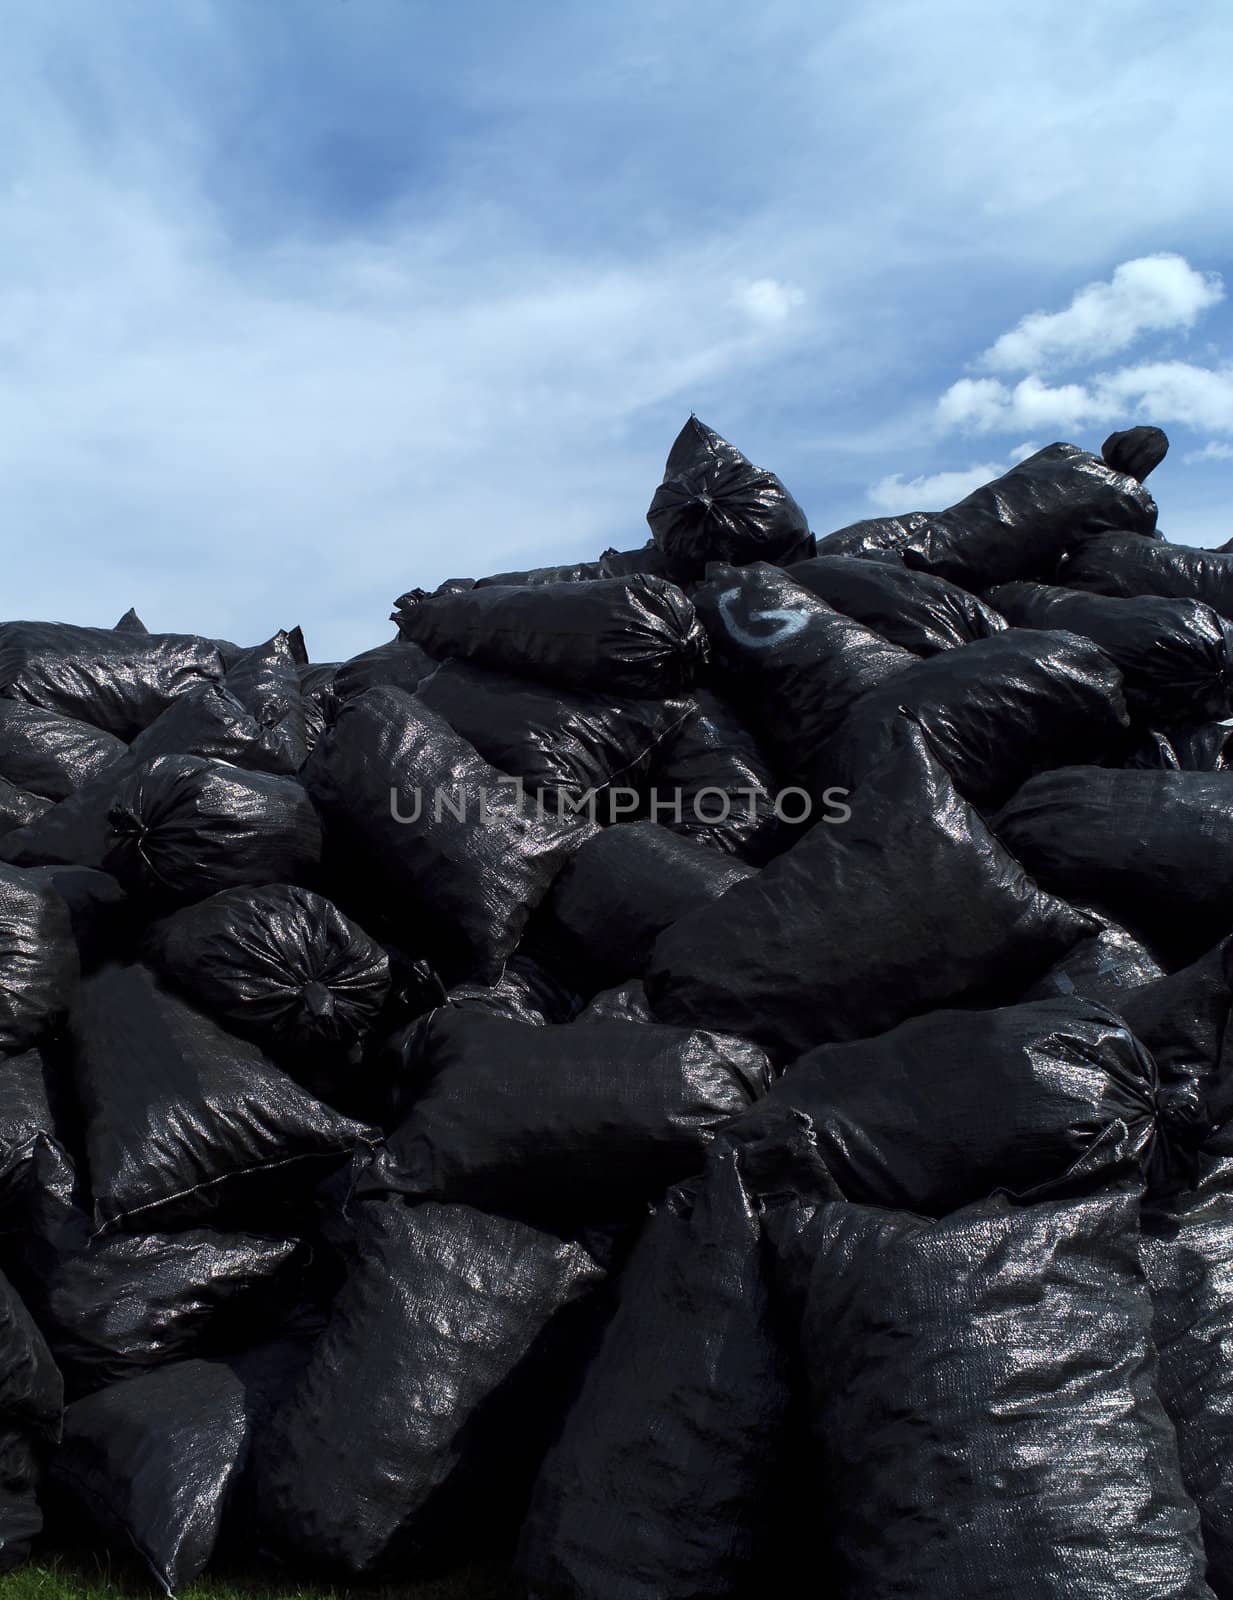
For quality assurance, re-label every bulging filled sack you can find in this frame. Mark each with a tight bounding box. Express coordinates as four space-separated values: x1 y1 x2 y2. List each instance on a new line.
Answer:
692 561 914 772
788 553 1007 654
0 1267 63 1572
391 574 708 697
68 964 375 1232
536 821 756 991
987 582 1233 724
0 864 78 1053
330 638 436 703
767 1187 1211 1600
369 1009 770 1217
815 627 1130 810
1059 532 1233 620
518 1140 790 1600
103 755 323 907
0 621 224 739
0 682 312 873
0 702 128 802
1141 1149 1233 1595
995 767 1233 965
219 631 310 776
33 1223 303 1395
415 660 693 810
144 885 390 1054
814 442 1158 586
50 1358 252 1595
303 686 594 983
644 688 783 863
248 1196 605 1578
647 720 1092 1063
645 416 814 582
733 996 1159 1214
1102 424 1169 481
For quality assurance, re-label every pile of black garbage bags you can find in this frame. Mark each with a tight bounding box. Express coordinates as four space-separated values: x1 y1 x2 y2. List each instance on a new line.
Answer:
1 415 1231 1599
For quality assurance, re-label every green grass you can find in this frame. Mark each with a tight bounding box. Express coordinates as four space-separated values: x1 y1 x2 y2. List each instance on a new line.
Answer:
0 1553 518 1600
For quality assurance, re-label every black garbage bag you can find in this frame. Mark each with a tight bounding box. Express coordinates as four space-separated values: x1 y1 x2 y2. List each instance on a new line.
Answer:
123 680 308 777
297 662 339 706
767 1187 1211 1600
0 777 49 838
987 583 1233 724
645 688 783 863
517 1140 791 1600
367 1010 770 1217
994 767 1233 965
103 755 323 908
814 628 1130 811
734 997 1159 1215
1059 532 1233 620
391 575 708 697
0 681 312 872
1128 724 1233 772
787 553 1008 655
0 1267 62 1572
0 864 77 1053
813 443 1158 586
0 702 127 802
49 1358 251 1595
0 1047 72 1233
221 632 310 776
598 542 671 579
331 638 436 703
474 558 606 587
248 1196 605 1578
33 1221 304 1395
443 953 577 1028
1142 1150 1233 1596
647 720 1093 1063
1021 915 1166 1007
645 416 815 583
68 964 375 1231
24 866 137 975
144 885 390 1055
576 981 653 1025
474 543 668 588
0 621 224 739
692 562 914 771
537 821 755 991
1115 939 1233 1143
303 687 594 983
1103 424 1169 481
0 1432 43 1574
416 660 694 811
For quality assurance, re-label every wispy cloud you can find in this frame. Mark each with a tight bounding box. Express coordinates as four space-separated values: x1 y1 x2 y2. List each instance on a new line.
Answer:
2 1 1231 653
1184 441 1233 464
938 360 1233 436
866 445 1044 513
978 255 1223 373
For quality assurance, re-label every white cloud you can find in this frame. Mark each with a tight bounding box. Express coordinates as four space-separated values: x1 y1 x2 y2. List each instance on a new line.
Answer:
867 458 1014 514
3 2 1231 651
937 361 1233 437
734 278 805 325
979 254 1224 373
1008 440 1041 463
1183 440 1233 464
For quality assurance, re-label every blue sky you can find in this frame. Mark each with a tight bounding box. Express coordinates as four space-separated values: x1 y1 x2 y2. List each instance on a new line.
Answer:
2 0 1230 660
